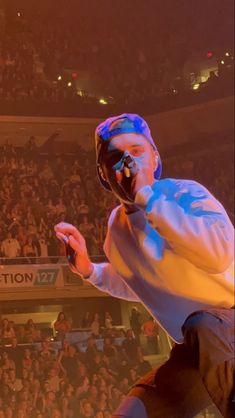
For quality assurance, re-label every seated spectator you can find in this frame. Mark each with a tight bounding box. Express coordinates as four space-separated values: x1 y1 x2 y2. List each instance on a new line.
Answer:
90 232 102 256
0 409 6 418
59 344 79 384
6 338 21 374
90 313 100 339
7 368 23 392
108 386 122 412
102 356 118 379
85 337 98 365
1 232 21 259
0 352 15 371
21 368 30 388
60 383 76 416
86 385 99 410
95 412 103 418
22 236 38 258
55 198 67 216
16 226 28 250
43 391 58 417
24 319 41 343
57 338 70 359
114 348 130 380
118 376 130 394
31 359 44 381
38 233 49 258
38 338 55 368
121 329 139 365
81 311 92 328
135 348 152 377
128 367 139 386
75 375 90 400
89 352 103 375
104 312 113 330
0 319 16 342
51 408 62 418
45 367 62 393
96 391 108 413
79 399 94 418
21 348 33 371
78 215 94 251
103 338 117 359
77 200 90 219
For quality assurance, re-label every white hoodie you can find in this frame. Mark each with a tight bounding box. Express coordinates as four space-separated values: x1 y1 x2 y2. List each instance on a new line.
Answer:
83 178 234 343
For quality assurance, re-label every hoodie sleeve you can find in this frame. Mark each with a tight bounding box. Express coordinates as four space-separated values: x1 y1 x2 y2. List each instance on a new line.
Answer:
82 262 140 301
135 178 234 274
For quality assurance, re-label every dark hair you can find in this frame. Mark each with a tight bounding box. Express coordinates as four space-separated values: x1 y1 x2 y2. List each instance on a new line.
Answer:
57 311 66 321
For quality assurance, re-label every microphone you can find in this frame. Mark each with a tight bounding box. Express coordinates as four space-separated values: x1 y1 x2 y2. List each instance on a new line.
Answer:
122 154 138 178
63 236 77 267
66 244 76 265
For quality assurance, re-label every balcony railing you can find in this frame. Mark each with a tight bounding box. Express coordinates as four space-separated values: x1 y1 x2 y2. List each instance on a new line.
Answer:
0 255 106 265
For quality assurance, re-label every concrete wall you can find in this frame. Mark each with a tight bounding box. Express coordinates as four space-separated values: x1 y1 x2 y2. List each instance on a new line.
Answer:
0 96 233 151
147 96 234 153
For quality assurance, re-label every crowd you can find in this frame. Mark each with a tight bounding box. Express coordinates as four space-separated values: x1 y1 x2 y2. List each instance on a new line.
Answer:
0 1 233 110
0 134 233 262
0 306 158 346
0 309 159 417
0 310 223 417
0 139 118 261
0 328 152 416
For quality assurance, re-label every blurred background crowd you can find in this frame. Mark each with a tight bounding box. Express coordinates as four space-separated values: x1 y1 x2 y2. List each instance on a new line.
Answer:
0 132 233 263
0 0 234 116
0 309 161 418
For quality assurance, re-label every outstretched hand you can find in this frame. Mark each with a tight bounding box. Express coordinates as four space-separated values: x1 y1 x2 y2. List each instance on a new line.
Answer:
54 222 94 278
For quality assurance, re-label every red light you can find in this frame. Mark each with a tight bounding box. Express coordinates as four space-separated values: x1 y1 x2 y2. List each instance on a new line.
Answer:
71 72 78 79
207 51 213 58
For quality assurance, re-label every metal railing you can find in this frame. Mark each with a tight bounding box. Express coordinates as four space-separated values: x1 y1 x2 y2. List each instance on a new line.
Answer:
0 255 106 265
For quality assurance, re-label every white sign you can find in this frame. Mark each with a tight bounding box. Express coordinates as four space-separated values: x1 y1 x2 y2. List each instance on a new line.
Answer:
0 265 64 289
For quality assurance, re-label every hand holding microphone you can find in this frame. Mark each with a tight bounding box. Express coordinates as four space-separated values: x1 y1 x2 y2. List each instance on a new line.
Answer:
116 152 139 181
115 152 139 203
123 154 139 178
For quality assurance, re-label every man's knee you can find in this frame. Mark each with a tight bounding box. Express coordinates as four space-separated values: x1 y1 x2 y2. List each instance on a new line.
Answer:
112 396 148 418
182 311 220 339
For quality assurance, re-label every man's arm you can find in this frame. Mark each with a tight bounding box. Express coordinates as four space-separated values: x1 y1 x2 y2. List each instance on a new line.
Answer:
135 178 234 274
84 262 140 301
54 222 140 301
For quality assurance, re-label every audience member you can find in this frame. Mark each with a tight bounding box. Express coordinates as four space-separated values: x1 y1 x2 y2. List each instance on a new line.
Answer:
141 316 160 354
54 313 71 341
0 139 233 264
90 314 101 339
129 307 141 343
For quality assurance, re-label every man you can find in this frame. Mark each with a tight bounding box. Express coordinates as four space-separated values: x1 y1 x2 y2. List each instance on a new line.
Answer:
55 114 234 418
6 337 22 375
135 347 152 376
129 307 141 343
7 368 23 392
121 329 140 365
1 231 21 258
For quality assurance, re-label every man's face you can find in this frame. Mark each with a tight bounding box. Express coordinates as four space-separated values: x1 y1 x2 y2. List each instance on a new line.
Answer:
101 133 157 203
